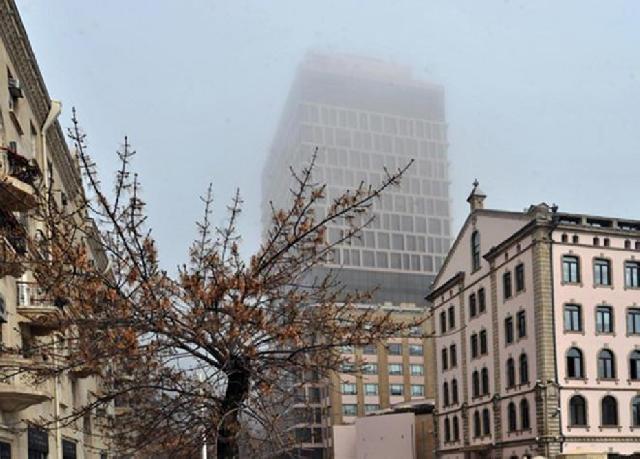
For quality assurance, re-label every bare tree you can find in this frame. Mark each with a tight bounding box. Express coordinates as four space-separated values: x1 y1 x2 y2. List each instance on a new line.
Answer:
1 112 421 458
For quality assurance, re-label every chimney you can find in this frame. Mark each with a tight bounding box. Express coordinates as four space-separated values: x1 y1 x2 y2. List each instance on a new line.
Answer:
467 179 486 212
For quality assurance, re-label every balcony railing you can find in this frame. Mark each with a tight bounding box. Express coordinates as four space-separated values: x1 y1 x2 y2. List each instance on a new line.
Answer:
16 281 63 335
0 148 40 211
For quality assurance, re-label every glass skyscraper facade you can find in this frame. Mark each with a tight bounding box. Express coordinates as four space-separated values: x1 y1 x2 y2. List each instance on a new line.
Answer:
262 52 451 307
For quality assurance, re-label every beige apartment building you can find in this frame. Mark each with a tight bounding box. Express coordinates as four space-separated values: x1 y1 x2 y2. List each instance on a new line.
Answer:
0 1 111 457
429 184 640 458
264 52 450 458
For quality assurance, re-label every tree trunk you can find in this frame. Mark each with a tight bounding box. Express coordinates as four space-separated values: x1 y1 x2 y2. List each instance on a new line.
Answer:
217 358 250 459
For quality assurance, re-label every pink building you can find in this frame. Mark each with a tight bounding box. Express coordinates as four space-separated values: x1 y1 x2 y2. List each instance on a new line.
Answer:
428 184 640 458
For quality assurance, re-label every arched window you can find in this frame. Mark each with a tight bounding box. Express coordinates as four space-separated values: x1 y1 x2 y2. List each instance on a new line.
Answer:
444 417 451 443
471 231 481 271
473 410 481 438
520 399 530 430
452 416 460 441
598 349 616 379
601 396 618 426
630 350 640 380
519 353 529 384
481 367 489 395
569 395 587 426
567 347 584 378
507 402 517 432
506 358 515 388
451 379 459 405
443 382 449 406
482 408 491 435
632 396 640 427
472 370 480 398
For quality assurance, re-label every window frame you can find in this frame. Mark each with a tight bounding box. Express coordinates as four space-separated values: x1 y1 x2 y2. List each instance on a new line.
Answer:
601 395 618 427
562 255 581 284
569 395 587 426
503 271 513 300
627 308 640 335
593 258 612 287
597 348 616 380
515 263 525 292
595 305 614 334
505 316 514 345
471 231 481 271
517 310 527 339
625 261 640 289
566 347 584 379
564 303 582 332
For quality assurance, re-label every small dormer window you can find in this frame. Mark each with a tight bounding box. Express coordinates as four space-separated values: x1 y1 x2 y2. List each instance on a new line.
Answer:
471 230 481 271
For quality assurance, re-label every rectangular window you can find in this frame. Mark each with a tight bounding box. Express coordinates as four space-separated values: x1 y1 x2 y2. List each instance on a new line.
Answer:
517 311 526 338
470 334 478 358
362 363 378 375
409 344 423 356
411 384 425 397
628 308 640 335
479 330 488 354
596 305 613 333
594 258 611 286
342 404 357 416
448 306 455 329
503 272 512 300
389 384 404 396
341 383 357 395
625 261 640 288
440 311 447 334
387 343 402 355
364 383 379 396
515 264 525 292
449 345 457 367
562 256 580 283
410 364 424 376
362 344 377 355
441 348 448 371
505 317 514 345
389 364 403 375
564 304 582 332
478 288 486 313
469 293 477 318
364 404 380 413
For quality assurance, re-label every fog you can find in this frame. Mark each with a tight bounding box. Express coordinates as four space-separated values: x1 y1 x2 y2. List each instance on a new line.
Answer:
18 0 640 269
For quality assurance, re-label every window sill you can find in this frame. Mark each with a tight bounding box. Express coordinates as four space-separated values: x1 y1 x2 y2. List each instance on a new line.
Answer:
593 284 614 290
564 377 588 383
563 329 585 335
624 286 640 291
595 332 615 337
561 281 583 287
596 378 619 384
598 425 622 432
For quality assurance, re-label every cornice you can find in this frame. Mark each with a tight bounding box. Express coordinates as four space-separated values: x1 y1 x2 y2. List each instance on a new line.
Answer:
0 0 82 197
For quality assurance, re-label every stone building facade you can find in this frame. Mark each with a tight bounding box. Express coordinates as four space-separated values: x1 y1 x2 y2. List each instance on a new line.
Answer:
429 185 640 458
0 1 110 457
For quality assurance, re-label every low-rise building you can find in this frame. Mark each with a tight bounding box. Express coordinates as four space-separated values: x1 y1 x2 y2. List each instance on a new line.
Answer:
333 399 435 459
429 184 640 458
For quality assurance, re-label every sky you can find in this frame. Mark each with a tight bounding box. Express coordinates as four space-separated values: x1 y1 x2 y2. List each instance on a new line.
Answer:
16 0 640 270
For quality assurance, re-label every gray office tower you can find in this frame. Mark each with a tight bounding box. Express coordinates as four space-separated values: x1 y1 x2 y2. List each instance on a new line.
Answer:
262 52 451 307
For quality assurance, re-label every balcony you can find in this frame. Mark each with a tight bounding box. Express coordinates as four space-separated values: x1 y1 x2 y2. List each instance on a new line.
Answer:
0 355 50 412
16 281 63 335
0 209 27 278
0 148 40 212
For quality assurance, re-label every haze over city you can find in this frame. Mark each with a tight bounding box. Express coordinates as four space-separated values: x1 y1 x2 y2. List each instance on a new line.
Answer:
17 0 640 270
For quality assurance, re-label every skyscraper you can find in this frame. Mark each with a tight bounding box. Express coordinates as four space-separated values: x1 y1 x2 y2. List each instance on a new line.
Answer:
262 52 451 307
261 52 450 458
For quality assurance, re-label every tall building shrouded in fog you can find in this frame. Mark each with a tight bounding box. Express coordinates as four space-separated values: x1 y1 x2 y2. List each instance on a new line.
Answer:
262 52 449 458
262 52 451 307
